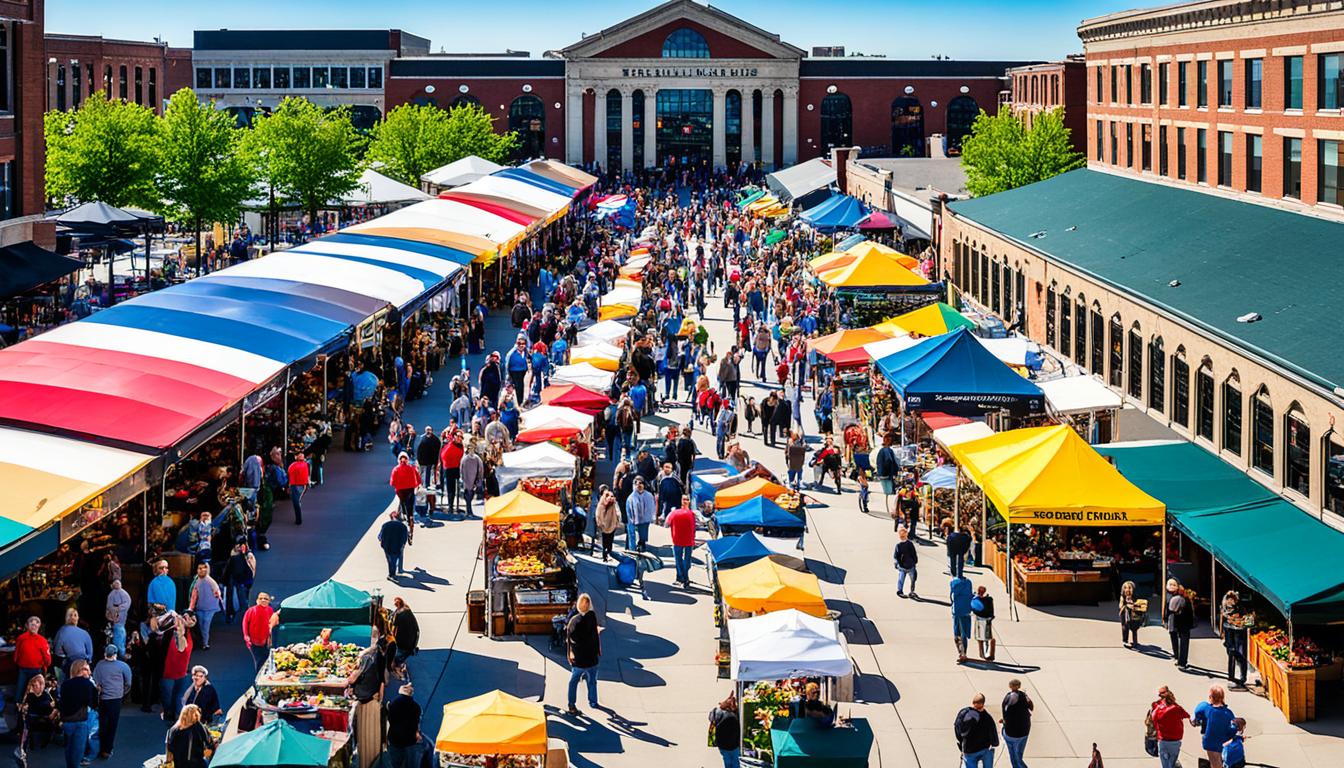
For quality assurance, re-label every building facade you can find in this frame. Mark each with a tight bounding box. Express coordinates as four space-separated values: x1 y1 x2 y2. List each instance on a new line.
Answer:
1007 57 1087 153
385 0 1025 170
1080 0 1344 218
0 0 46 222
46 34 192 115
191 29 430 129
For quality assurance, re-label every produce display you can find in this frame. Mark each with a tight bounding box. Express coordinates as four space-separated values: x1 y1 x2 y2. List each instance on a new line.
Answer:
257 686 353 712
774 491 801 509
742 679 813 762
495 554 555 577
438 754 542 768
520 477 569 506
1256 628 1330 670
260 631 363 685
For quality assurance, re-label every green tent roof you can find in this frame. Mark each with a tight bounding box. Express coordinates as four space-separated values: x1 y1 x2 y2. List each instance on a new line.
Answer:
770 717 873 768
1098 441 1344 623
948 169 1344 392
279 579 372 626
211 719 330 768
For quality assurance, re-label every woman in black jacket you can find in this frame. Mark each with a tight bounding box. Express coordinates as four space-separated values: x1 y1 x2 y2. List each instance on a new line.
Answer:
564 593 601 715
165 704 214 768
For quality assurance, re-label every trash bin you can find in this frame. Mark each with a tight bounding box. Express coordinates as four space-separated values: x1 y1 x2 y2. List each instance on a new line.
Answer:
466 589 487 633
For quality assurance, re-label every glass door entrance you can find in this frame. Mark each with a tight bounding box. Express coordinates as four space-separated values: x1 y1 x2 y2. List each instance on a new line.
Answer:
656 89 712 168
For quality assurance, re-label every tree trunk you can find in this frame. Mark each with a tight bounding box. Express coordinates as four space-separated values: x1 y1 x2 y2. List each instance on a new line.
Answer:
195 216 204 275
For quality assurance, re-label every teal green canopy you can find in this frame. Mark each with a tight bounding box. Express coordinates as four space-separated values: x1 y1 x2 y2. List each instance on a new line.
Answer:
271 622 375 647
211 719 329 768
737 189 765 207
279 580 372 626
771 717 873 768
1098 442 1344 624
766 229 787 245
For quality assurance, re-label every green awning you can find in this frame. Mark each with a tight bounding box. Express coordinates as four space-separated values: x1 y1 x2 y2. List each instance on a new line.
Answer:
278 579 372 626
1099 442 1344 624
766 229 786 245
211 720 330 768
737 189 765 207
770 717 873 768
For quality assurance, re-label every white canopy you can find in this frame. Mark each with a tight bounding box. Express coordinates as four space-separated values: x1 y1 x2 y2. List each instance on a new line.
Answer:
519 404 593 431
0 427 156 532
450 175 573 217
578 320 631 347
932 421 995 450
975 335 1041 367
863 334 920 362
342 168 431 206
600 286 642 307
569 342 623 361
729 609 852 682
291 240 463 281
37 322 286 384
1039 375 1124 415
348 199 527 245
421 155 503 189
222 252 425 307
552 363 614 392
495 441 577 492
766 157 836 203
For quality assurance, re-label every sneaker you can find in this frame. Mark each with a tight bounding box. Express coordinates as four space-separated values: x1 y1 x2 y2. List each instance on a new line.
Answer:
566 706 580 716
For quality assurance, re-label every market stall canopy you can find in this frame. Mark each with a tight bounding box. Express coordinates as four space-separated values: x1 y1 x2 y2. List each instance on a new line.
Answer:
817 252 930 288
0 427 153 549
569 342 623 372
279 580 373 626
1039 375 1124 415
519 404 592 432
421 155 504 189
437 190 548 228
976 336 1044 369
920 465 958 489
844 240 919 270
875 328 1045 416
766 157 836 204
346 198 527 256
342 167 431 206
551 362 614 392
716 496 805 531
496 442 577 492
715 477 791 509
524 159 598 191
808 327 893 360
577 319 631 347
920 412 970 431
729 609 852 681
800 194 869 232
483 489 562 525
0 242 83 300
861 335 920 363
540 383 611 415
858 210 898 232
718 558 827 617
950 425 1165 526
932 421 995 450
877 302 975 337
435 690 547 756
772 717 875 768
706 532 802 570
1096 441 1344 623
495 166 581 197
210 719 330 768
54 201 145 235
450 174 572 223
515 424 583 444
808 251 856 274
737 188 766 207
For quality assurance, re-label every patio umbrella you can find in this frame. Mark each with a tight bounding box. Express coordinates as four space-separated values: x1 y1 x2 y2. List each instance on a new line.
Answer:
210 720 329 768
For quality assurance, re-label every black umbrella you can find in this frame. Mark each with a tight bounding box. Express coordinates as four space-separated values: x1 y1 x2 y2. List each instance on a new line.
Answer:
54 201 144 236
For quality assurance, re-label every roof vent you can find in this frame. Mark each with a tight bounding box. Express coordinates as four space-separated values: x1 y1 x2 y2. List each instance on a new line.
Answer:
1065 226 1076 232
1168 279 1180 287
1029 230 1047 239
1236 312 1262 323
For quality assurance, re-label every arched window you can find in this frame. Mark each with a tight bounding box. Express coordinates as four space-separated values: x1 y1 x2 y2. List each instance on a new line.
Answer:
1108 314 1123 387
1171 347 1190 427
820 93 853 151
979 251 989 301
725 89 742 168
1089 303 1104 375
605 89 622 171
410 96 437 108
1284 403 1311 495
349 105 382 133
662 28 710 58
1127 323 1143 399
1326 426 1344 519
1045 284 1057 350
1147 336 1165 413
990 258 1001 314
1195 359 1215 441
970 247 981 301
1001 262 1013 322
946 95 979 151
1059 288 1072 357
1251 387 1274 474
1222 372 1243 456
891 98 924 157
631 88 645 169
451 94 480 110
1074 293 1087 367
508 95 545 160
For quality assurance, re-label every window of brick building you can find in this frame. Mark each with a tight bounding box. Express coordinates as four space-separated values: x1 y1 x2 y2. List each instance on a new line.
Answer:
1320 54 1343 110
104 65 112 93
1109 122 1117 164
148 68 156 108
1320 140 1342 206
0 24 11 113
1127 325 1143 400
1283 137 1302 199
1074 294 1087 367
1246 134 1262 192
1178 61 1188 107
1158 62 1168 105
134 66 143 105
1045 284 1056 349
1177 126 1186 180
1148 336 1165 413
1159 124 1168 176
1126 65 1134 104
1222 373 1242 456
1327 433 1344 520
56 65 66 111
86 63 94 97
1090 306 1103 376
1110 66 1118 103
1094 67 1101 103
1171 350 1190 428
72 62 82 108
1095 121 1103 161
1251 388 1274 475
1126 123 1133 167
196 67 211 89
1197 60 1208 107
1196 363 1214 441
1218 131 1233 186
990 258 1001 314
1217 60 1232 107
1284 406 1311 496
119 65 128 100
1141 123 1152 171
1197 128 1207 182
1245 58 1262 109
1108 315 1123 388
1059 289 1072 358
1284 56 1303 110
1140 63 1152 104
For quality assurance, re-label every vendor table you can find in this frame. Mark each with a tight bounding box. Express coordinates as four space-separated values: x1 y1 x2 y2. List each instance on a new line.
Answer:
769 716 873 768
1249 632 1316 723
1011 561 1112 606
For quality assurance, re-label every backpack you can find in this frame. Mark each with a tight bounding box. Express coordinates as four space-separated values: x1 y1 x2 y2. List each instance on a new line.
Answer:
266 463 288 490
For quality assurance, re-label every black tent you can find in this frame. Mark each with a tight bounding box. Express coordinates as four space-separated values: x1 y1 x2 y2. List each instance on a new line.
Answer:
0 242 83 301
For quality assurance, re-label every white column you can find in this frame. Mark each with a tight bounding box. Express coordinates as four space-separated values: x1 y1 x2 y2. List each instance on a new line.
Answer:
620 90 634 173
643 89 657 168
565 85 584 165
741 89 756 166
761 90 776 170
782 88 799 166
712 87 727 170
593 89 608 173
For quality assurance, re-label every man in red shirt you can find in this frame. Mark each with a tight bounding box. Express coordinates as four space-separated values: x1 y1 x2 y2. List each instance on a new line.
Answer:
439 429 464 516
287 453 311 525
242 593 276 672
665 495 697 589
13 616 50 695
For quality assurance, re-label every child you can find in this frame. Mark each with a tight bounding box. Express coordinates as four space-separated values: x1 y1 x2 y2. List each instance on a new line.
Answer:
856 468 871 514
1221 718 1246 768
775 359 789 386
743 397 758 435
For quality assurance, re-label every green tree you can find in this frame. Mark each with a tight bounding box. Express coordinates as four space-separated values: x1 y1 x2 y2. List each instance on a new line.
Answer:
242 97 365 226
45 91 159 208
959 107 1084 197
367 102 518 186
156 88 256 264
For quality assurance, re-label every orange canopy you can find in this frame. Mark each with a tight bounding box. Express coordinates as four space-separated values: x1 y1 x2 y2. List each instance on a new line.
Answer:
807 327 894 358
483 489 561 525
715 477 790 509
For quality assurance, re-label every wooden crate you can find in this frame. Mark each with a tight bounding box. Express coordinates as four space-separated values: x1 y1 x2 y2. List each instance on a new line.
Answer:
1252 634 1317 723
983 539 1008 585
1012 563 1111 606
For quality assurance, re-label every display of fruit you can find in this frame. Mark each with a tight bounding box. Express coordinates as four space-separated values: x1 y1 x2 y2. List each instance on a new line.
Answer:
497 554 550 576
775 492 800 509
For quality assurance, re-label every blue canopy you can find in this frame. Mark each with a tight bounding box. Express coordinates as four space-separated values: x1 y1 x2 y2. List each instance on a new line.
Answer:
171 279 371 326
693 457 734 474
921 465 958 489
494 167 579 197
291 250 446 294
192 275 390 318
800 194 870 233
835 234 867 251
320 232 478 266
875 327 1045 417
86 302 344 363
705 532 777 569
716 496 805 530
691 470 738 508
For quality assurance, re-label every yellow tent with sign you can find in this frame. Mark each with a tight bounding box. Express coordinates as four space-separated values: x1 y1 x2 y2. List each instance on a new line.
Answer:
948 425 1166 526
718 558 828 617
435 690 547 755
715 477 790 509
817 252 930 288
845 240 920 269
483 489 562 526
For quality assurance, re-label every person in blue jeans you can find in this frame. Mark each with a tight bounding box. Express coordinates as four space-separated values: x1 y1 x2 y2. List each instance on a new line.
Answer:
709 694 742 768
999 679 1033 768
564 594 601 715
1192 685 1239 768
953 692 998 768
951 575 973 663
58 660 99 768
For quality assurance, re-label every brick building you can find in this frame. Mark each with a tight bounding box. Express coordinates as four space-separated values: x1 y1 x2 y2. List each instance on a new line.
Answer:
46 34 192 114
385 0 1026 170
1006 56 1087 153
1081 0 1344 217
0 0 47 222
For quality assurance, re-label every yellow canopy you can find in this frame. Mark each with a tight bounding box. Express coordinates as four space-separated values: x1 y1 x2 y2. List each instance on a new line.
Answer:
843 241 917 269
569 350 621 371
435 690 547 756
808 251 857 274
877 302 973 337
948 425 1166 526
818 252 929 288
483 489 562 525
715 477 790 509
718 558 828 617
746 195 779 212
598 304 637 321
869 318 913 337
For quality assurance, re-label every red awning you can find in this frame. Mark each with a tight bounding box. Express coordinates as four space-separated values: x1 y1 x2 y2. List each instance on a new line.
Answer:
540 383 610 415
920 411 971 431
516 425 583 444
821 346 874 368
437 193 540 227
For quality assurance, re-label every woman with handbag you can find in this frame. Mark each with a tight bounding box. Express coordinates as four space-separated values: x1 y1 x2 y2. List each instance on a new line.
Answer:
708 693 741 768
1118 581 1143 649
164 704 213 768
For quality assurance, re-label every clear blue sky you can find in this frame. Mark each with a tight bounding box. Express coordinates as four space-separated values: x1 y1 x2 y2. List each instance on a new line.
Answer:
48 0 1139 60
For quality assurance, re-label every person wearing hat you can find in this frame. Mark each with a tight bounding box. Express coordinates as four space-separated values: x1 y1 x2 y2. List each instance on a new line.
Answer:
506 338 530 397
92 644 132 759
